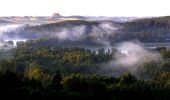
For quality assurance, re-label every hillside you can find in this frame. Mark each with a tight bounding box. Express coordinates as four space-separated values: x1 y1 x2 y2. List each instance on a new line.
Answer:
121 16 170 42
3 16 170 47
21 16 170 46
2 16 170 99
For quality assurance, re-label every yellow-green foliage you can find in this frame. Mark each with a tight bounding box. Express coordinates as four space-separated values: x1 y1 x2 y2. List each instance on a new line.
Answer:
24 62 43 80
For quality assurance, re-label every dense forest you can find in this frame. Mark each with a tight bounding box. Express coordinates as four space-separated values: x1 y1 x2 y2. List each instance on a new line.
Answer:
3 16 170 48
23 17 170 45
2 16 170 99
0 40 170 99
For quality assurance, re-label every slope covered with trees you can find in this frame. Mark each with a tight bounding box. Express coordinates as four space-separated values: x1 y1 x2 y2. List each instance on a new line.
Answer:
24 16 170 45
122 16 170 42
2 16 170 99
0 42 170 99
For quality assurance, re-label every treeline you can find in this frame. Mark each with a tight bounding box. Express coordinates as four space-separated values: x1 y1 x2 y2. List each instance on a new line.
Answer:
27 17 170 43
6 17 170 47
27 20 100 31
2 44 113 73
0 44 170 99
122 16 170 42
1 70 170 100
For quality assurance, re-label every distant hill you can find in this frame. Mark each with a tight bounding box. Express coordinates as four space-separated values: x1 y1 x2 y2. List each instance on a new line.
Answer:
27 17 170 43
4 16 170 47
0 19 12 24
121 16 170 42
28 20 101 31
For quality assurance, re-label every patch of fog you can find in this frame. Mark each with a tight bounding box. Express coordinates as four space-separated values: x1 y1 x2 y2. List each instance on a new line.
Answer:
93 41 163 77
4 39 27 46
0 24 23 33
100 41 162 75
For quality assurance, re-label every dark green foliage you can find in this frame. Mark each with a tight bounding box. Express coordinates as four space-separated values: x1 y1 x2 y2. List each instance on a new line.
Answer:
0 70 170 100
137 61 161 79
14 45 112 73
121 16 170 42
4 16 170 99
1 45 170 99
24 17 170 44
51 71 62 90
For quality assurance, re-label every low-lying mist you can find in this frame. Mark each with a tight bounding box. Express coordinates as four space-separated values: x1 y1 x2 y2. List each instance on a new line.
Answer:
0 20 122 49
115 41 162 67
32 21 120 42
0 24 26 48
0 21 164 79
97 41 162 77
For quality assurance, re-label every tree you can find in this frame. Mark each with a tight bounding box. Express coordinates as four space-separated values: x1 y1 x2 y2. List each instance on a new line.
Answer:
160 59 170 72
118 72 137 84
24 62 43 80
51 71 62 90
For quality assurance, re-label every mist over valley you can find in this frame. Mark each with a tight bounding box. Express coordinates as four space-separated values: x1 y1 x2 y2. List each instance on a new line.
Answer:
1 14 170 99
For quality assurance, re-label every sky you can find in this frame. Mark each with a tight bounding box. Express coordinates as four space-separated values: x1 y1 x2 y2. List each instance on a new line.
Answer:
0 0 170 17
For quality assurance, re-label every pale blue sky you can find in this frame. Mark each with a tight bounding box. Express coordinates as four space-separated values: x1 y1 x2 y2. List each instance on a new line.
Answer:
0 0 169 17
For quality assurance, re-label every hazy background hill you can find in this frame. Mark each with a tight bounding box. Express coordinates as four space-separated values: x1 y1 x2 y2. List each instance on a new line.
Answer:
1 15 170 47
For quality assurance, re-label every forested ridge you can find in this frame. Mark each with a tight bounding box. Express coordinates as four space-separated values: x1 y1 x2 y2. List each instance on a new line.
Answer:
2 16 170 99
22 17 170 45
0 41 170 99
